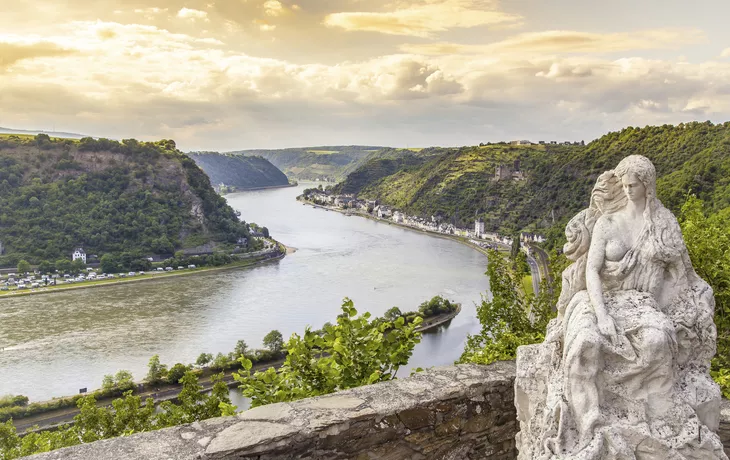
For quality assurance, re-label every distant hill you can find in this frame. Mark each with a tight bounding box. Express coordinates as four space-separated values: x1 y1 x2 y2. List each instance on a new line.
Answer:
227 146 384 181
0 127 88 139
0 134 254 265
188 152 289 190
332 122 730 244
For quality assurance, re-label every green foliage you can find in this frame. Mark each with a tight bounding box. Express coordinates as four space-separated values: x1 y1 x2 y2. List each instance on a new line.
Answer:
229 146 382 181
233 340 248 358
211 352 232 371
333 122 730 245
145 355 168 386
262 330 284 354
0 371 232 459
0 396 28 409
0 136 252 266
195 353 213 367
16 260 30 274
458 249 559 365
234 298 422 408
383 306 402 321
165 363 189 385
417 296 457 317
188 153 289 189
678 195 730 396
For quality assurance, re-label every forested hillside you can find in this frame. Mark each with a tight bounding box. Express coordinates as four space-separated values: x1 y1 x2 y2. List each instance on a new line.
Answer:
334 122 730 245
188 152 289 189
229 146 383 181
0 134 252 266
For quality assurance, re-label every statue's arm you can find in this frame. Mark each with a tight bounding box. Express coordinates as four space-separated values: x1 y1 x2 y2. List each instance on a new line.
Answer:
586 217 609 319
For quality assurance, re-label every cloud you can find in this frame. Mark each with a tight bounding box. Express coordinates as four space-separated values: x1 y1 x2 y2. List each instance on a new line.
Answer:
400 28 707 55
263 0 284 17
722 48 730 58
324 0 521 37
0 40 74 70
177 7 208 20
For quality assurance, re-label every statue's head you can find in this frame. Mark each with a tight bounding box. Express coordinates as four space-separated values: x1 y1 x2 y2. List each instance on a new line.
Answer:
613 155 656 204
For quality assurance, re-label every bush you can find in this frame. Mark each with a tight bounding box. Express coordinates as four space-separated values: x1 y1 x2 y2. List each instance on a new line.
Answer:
0 395 28 409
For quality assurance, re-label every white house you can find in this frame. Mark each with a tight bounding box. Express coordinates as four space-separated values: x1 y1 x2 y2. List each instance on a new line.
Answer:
72 247 86 264
376 206 393 218
392 211 404 223
474 218 485 237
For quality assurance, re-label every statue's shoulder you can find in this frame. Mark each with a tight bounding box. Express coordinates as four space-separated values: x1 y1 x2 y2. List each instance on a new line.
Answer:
592 213 616 236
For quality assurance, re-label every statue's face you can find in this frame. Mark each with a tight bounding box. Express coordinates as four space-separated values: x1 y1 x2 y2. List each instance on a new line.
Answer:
621 172 646 203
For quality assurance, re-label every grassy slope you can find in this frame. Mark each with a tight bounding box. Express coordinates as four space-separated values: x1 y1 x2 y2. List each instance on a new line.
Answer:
229 145 384 181
333 122 730 245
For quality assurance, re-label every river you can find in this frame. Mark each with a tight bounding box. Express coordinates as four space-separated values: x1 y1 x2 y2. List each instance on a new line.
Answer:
0 183 488 402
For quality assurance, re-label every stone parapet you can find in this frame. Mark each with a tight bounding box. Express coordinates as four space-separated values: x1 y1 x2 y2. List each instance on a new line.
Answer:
28 361 730 459
30 362 517 460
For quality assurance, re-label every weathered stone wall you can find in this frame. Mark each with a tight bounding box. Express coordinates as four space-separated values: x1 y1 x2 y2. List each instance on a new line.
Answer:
31 362 517 460
29 361 730 459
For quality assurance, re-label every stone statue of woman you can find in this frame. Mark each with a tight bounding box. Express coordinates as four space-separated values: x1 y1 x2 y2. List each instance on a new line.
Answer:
515 155 727 459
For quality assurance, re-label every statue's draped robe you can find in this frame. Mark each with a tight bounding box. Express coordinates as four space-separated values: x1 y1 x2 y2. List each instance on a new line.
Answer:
515 203 726 460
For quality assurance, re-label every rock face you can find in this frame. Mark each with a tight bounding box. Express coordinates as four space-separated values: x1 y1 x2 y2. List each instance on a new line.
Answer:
515 155 727 459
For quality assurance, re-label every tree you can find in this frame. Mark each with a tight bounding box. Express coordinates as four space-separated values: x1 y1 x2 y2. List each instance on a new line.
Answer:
166 363 189 384
262 330 284 354
233 340 248 358
101 374 115 394
113 370 135 393
100 254 119 274
195 353 213 367
70 259 85 275
38 260 53 274
458 249 559 365
211 352 231 371
383 307 402 321
679 196 730 396
145 355 167 386
262 227 270 238
234 298 422 407
17 259 30 274
55 259 71 274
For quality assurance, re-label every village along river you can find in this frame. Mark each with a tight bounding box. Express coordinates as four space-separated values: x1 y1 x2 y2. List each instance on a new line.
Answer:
0 183 488 402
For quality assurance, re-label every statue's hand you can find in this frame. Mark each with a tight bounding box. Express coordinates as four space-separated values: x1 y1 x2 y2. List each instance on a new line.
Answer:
596 312 618 344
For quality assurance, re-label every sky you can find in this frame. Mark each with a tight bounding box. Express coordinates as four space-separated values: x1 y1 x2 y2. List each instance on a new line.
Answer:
2 0 730 151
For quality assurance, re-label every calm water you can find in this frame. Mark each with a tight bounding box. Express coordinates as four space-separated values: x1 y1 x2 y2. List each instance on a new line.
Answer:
0 183 488 401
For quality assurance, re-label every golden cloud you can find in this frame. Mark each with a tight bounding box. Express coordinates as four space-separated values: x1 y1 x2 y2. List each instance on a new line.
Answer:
0 40 74 70
324 0 521 37
177 7 208 20
400 28 706 55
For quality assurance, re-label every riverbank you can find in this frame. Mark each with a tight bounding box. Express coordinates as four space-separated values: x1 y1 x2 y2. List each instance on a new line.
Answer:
223 183 298 194
13 305 461 433
299 199 546 293
0 248 286 300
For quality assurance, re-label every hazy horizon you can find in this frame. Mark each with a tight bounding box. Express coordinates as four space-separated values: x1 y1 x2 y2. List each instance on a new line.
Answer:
3 0 730 151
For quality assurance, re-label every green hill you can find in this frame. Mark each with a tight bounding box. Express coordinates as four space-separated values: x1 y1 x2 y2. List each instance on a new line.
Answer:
0 134 255 266
333 122 730 244
188 152 289 190
228 146 384 181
